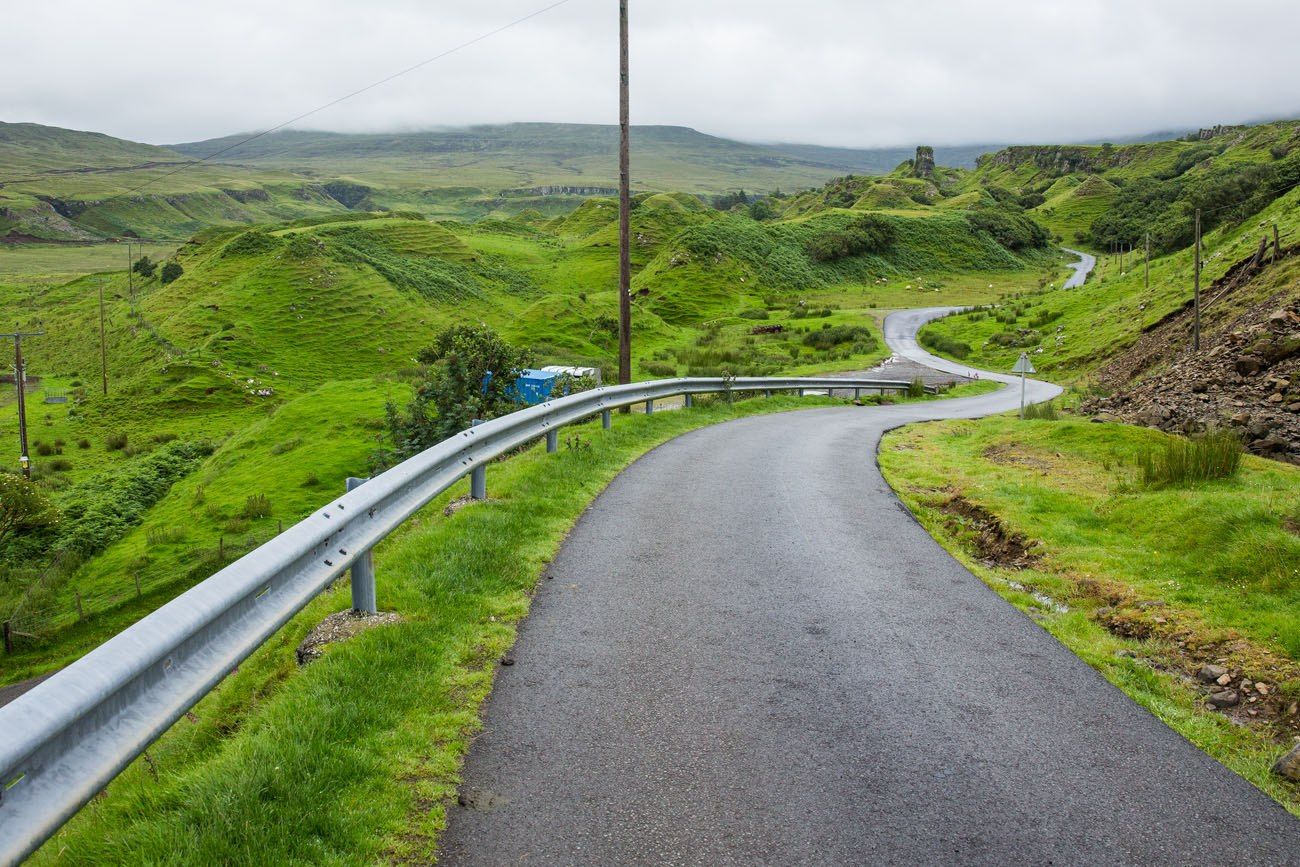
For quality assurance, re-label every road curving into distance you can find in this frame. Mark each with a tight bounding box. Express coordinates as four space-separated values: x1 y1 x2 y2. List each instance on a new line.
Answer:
439 304 1300 866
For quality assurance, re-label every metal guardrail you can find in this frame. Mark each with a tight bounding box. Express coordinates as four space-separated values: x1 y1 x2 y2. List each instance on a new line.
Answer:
0 374 928 863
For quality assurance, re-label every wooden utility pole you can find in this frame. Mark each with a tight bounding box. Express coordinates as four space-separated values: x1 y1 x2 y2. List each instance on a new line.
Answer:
98 282 109 395
617 0 632 389
0 329 43 479
127 241 134 303
1193 208 1202 352
1144 231 1150 290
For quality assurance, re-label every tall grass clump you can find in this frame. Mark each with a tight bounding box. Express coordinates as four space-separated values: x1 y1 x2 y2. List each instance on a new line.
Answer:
1023 401 1058 421
908 377 926 398
1139 429 1243 488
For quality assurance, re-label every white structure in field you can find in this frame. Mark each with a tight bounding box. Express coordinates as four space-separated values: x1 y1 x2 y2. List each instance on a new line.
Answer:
542 365 602 385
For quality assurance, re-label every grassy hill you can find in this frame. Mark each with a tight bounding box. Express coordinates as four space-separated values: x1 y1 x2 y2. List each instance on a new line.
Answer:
0 122 348 243
966 121 1300 252
0 191 1062 679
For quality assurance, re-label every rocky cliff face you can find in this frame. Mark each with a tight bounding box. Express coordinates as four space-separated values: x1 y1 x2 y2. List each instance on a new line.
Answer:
1083 252 1300 463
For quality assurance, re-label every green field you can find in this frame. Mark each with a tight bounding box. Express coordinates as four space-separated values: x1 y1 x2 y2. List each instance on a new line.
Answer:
881 415 1300 816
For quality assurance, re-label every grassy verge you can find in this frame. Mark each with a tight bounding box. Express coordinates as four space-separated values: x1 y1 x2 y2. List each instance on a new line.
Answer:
879 415 1300 816
30 391 902 863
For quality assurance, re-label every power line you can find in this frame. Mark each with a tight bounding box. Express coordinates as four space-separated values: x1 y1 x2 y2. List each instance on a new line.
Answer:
3 0 576 202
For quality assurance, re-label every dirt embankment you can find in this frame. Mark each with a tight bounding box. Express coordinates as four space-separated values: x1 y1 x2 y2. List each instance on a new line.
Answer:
1084 247 1300 463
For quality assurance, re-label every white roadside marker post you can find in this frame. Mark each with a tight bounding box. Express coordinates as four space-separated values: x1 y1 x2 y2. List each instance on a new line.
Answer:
1012 352 1036 419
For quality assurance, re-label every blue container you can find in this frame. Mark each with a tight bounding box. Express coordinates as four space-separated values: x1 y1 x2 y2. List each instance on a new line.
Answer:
509 368 561 405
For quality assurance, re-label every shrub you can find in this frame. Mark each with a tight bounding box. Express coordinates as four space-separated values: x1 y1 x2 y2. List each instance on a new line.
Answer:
804 214 896 262
160 261 184 284
48 458 73 472
241 494 272 519
1139 429 1242 488
908 378 926 398
802 325 876 353
105 432 128 451
77 438 91 450
35 442 55 457
55 441 212 558
920 330 973 360
0 473 60 549
966 206 1050 251
737 308 769 321
224 517 250 535
132 255 157 278
380 324 534 466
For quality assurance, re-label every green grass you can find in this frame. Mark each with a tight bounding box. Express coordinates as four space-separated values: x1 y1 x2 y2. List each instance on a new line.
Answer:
880 415 1300 815
29 392 867 863
917 185 1300 381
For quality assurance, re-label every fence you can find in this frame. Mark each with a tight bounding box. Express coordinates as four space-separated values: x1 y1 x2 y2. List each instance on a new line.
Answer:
0 375 926 863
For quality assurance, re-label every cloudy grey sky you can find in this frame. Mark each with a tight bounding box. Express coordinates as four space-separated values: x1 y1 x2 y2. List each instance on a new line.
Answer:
4 0 1299 148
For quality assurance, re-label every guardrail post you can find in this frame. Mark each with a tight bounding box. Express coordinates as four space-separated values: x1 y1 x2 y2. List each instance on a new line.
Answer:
602 409 612 429
546 429 559 453
684 393 694 408
797 388 805 397
854 387 861 400
644 399 654 414
345 478 378 615
764 389 771 398
470 419 487 500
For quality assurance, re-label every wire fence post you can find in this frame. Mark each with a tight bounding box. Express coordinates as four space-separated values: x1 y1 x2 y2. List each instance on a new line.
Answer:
345 478 377 615
75 591 84 621
134 574 141 599
3 620 11 655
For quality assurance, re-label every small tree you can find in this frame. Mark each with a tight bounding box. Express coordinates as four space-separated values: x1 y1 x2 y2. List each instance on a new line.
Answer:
132 255 156 278
0 473 59 550
160 261 183 284
379 324 534 466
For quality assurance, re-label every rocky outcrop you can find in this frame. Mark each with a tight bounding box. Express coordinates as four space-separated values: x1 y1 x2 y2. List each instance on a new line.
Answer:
911 146 935 179
1084 293 1300 464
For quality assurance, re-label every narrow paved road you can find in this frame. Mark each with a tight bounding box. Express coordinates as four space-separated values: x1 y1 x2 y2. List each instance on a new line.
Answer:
441 308 1300 865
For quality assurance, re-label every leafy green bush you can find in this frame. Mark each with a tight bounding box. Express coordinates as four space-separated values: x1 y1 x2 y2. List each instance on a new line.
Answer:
801 325 875 352
55 441 212 559
379 324 534 466
965 206 1050 251
990 329 1041 348
0 473 60 550
804 214 896 262
160 261 183 284
1139 429 1242 488
920 330 973 360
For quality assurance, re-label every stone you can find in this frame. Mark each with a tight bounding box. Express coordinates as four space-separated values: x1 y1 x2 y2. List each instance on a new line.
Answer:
1235 355 1264 376
1216 673 1233 686
1268 392 1285 403
1208 690 1240 708
1274 743 1300 781
1199 664 1228 683
1256 682 1270 696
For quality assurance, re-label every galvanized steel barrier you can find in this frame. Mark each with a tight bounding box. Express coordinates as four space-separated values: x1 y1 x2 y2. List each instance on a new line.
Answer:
0 374 927 863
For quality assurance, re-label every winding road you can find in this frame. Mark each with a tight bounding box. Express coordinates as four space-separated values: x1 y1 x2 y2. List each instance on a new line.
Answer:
440 299 1300 864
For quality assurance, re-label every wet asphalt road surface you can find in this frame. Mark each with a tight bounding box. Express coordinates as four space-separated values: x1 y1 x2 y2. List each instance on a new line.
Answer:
439 307 1300 865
